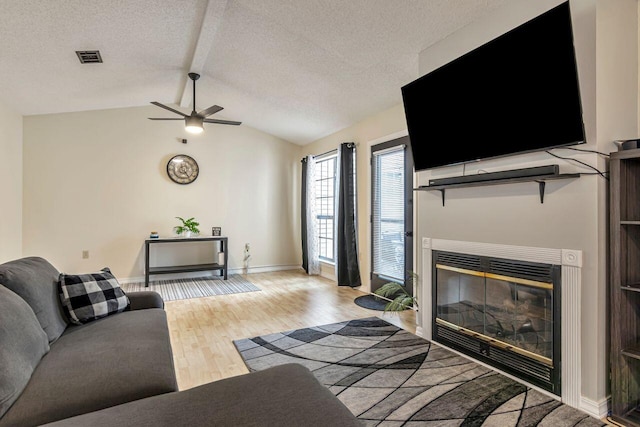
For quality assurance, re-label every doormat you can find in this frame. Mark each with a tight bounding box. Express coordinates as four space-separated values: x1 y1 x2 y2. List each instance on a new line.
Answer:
354 294 406 311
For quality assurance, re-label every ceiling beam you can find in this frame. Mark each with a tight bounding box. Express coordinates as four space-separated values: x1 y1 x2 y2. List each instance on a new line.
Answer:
179 0 228 108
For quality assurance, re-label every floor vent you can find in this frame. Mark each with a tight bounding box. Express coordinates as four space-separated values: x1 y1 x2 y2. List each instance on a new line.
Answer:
76 50 103 64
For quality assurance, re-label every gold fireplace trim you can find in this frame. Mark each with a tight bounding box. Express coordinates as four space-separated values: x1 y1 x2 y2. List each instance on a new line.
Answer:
435 264 553 290
435 318 553 367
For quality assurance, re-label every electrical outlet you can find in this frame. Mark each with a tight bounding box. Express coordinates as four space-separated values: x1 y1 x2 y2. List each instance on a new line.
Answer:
82 250 89 259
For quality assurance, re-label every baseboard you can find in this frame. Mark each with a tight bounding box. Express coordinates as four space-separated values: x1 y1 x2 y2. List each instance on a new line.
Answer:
119 264 302 284
229 264 302 275
319 261 336 282
579 395 609 419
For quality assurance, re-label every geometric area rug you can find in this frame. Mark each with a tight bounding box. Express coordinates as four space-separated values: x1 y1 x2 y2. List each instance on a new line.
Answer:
121 274 260 302
233 317 606 426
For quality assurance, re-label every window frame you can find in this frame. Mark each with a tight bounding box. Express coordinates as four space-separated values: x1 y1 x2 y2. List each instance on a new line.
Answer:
314 152 338 263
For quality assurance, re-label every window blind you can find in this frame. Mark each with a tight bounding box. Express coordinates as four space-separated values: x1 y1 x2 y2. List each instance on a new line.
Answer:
372 146 405 282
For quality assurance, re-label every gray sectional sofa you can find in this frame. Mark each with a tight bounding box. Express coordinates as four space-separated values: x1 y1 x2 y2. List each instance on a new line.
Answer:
0 257 361 426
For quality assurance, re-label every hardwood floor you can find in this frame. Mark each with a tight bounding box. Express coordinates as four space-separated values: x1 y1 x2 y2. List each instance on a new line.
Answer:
165 269 416 390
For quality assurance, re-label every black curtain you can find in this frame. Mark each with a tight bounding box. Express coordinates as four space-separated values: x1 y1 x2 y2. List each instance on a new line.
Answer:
337 143 361 287
301 157 309 273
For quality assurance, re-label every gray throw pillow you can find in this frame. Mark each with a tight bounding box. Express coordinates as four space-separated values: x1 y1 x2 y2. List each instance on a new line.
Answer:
58 267 130 325
0 257 68 343
0 285 50 418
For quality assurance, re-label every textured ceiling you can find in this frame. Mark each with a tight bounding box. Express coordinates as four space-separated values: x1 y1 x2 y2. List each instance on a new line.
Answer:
0 0 509 144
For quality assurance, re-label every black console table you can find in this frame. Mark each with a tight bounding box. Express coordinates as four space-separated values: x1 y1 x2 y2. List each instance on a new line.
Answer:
144 236 228 287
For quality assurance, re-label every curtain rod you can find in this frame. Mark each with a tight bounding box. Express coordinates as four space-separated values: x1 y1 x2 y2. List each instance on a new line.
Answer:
301 148 336 163
313 148 338 159
300 142 358 163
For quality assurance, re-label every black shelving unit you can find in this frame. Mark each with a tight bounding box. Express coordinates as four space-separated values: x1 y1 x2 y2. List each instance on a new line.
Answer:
609 148 640 427
144 236 228 287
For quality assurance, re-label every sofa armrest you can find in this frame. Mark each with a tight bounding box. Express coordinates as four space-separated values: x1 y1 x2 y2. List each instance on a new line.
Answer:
41 364 362 427
126 291 164 310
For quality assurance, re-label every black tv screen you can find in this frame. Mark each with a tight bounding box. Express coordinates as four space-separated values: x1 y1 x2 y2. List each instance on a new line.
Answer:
402 1 585 172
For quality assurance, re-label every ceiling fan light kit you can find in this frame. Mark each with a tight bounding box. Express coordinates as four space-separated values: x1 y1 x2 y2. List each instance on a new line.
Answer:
149 73 241 133
185 116 204 134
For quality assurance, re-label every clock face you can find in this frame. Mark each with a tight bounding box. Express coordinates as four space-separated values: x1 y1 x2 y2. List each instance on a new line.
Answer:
167 155 199 185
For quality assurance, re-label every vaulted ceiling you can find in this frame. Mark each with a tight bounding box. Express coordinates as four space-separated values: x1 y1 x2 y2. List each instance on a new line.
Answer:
0 0 508 144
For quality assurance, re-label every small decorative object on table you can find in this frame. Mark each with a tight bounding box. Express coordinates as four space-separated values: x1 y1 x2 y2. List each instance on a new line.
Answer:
174 217 200 238
212 227 221 236
150 231 159 239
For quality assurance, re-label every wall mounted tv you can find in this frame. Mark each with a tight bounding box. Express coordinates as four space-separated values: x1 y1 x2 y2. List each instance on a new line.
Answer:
401 1 585 172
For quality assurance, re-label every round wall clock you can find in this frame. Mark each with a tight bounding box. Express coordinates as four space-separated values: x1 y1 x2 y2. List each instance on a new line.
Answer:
167 155 199 185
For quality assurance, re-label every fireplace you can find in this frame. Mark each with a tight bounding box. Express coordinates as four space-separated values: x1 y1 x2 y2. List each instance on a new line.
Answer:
432 250 561 395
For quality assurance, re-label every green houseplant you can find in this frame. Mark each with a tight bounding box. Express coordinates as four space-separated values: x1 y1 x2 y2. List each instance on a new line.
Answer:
174 217 200 237
372 271 419 313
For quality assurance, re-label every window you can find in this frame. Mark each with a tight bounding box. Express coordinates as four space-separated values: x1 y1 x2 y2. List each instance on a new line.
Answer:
315 155 337 262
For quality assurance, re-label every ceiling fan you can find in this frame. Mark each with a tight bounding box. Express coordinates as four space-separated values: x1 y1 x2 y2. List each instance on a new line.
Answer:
148 72 241 134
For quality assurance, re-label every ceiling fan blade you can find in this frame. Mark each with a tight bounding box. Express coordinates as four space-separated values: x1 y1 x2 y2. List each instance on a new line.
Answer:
198 105 223 118
204 119 242 126
150 102 187 117
148 118 184 120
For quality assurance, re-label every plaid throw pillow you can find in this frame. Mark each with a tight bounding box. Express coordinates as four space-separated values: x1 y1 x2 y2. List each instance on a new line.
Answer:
58 268 130 325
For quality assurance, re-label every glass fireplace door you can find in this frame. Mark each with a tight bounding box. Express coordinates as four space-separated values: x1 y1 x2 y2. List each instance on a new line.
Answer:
436 265 553 365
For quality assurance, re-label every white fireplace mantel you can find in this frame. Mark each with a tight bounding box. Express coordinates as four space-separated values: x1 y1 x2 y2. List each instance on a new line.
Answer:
419 238 582 410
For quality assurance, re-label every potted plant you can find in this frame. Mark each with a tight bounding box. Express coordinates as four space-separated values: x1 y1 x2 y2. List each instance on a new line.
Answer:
174 217 200 237
372 271 418 313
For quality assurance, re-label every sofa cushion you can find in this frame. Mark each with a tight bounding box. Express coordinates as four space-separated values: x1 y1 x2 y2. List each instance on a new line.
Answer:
0 257 68 343
0 285 50 419
41 364 362 427
0 308 178 427
58 267 129 324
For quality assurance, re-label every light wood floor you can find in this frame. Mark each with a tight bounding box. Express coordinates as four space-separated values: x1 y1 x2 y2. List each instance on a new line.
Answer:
165 269 416 390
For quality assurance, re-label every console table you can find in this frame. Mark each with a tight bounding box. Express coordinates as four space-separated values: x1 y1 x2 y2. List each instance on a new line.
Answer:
144 236 228 287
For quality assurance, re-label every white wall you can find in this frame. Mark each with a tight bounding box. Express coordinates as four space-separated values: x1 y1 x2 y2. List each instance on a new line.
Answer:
299 103 409 292
0 100 22 262
23 105 300 279
414 0 637 414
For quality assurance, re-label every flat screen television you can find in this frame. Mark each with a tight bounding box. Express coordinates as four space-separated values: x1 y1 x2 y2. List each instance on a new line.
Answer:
401 1 585 172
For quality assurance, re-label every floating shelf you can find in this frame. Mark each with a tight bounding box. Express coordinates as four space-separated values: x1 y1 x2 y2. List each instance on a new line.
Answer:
415 173 581 206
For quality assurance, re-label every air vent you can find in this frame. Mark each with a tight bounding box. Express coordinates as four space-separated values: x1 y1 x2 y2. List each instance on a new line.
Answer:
76 50 102 64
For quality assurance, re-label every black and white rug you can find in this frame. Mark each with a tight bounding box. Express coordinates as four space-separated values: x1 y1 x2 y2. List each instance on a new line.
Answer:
122 274 260 301
233 317 606 426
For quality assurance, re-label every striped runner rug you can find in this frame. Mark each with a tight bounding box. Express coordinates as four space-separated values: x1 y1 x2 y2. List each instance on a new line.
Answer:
122 274 260 301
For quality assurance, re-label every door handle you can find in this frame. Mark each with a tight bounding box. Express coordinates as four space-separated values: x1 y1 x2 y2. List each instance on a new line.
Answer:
405 231 413 237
